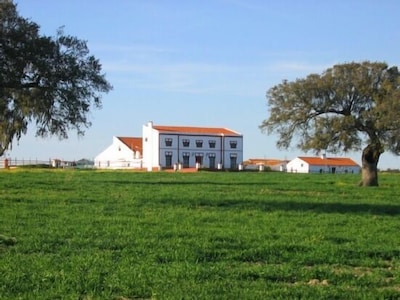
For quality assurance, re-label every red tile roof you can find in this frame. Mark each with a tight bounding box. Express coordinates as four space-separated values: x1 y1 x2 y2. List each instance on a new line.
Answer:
244 158 287 166
118 137 142 152
298 156 359 167
153 125 241 136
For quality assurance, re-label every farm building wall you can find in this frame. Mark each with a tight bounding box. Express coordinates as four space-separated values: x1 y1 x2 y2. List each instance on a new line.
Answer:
286 157 310 173
94 136 142 169
287 157 361 174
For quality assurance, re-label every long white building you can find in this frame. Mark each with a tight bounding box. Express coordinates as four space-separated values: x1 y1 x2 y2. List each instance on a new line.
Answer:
286 155 360 174
95 121 244 171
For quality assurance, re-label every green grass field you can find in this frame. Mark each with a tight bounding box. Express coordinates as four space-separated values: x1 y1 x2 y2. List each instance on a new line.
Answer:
1 169 400 299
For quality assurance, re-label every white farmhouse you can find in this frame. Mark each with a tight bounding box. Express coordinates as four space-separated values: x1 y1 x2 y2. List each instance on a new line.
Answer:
142 121 243 171
94 122 244 171
286 155 360 174
94 136 143 169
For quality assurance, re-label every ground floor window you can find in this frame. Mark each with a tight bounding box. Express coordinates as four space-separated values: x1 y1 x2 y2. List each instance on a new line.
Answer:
182 152 190 168
195 153 203 166
230 154 237 169
208 153 216 169
165 151 173 168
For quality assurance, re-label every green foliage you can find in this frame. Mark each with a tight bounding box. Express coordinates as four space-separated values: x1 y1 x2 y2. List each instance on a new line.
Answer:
0 1 112 156
260 61 400 156
1 170 400 299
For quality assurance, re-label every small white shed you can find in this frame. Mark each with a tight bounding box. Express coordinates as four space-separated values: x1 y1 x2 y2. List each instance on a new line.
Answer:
94 136 143 169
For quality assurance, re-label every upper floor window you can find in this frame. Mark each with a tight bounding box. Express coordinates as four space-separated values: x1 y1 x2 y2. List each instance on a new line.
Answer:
196 140 203 148
230 141 237 149
208 140 216 148
182 139 190 147
165 138 173 147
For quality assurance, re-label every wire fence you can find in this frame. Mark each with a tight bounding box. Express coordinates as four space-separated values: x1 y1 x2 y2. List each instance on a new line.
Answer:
0 158 94 169
1 158 49 168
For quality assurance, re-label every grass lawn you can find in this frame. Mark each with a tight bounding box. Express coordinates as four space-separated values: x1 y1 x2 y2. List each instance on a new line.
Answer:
1 169 400 299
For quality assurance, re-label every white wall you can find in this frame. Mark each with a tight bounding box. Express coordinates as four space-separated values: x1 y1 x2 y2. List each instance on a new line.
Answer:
309 165 360 174
287 157 361 174
94 136 142 169
142 122 160 171
286 157 310 173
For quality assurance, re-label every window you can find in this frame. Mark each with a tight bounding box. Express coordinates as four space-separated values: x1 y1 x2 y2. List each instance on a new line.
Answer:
208 140 216 148
208 153 216 169
196 140 203 148
165 151 173 168
182 152 190 168
230 141 237 149
182 139 190 147
165 138 172 147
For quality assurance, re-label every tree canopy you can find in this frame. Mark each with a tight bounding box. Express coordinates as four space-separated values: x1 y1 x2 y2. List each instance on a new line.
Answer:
0 0 112 156
260 61 400 186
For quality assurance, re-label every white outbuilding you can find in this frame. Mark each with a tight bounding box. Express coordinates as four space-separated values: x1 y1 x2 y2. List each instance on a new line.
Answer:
94 136 143 169
286 155 360 174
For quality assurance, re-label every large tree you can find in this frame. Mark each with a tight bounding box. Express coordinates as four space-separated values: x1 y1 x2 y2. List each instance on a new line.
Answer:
0 1 112 156
260 61 400 186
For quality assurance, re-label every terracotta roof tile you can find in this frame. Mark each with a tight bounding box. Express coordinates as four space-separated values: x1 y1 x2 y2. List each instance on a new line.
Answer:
298 156 359 167
153 125 241 136
118 137 142 152
244 158 287 166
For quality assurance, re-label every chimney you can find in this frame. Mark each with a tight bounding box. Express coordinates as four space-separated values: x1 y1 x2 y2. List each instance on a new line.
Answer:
147 121 153 128
321 153 327 159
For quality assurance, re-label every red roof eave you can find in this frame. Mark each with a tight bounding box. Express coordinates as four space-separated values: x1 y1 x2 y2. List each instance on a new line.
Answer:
298 156 359 167
153 125 241 136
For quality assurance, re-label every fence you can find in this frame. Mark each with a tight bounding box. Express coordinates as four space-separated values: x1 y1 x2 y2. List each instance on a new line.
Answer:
0 158 95 169
0 158 51 169
94 159 144 169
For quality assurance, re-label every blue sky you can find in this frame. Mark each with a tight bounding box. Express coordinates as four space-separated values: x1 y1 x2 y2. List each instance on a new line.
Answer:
6 0 400 169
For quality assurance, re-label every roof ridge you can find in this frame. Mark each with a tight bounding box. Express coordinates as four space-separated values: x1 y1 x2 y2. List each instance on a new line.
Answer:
152 124 242 136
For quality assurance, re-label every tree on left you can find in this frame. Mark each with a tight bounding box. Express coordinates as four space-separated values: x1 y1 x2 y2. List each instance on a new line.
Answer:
0 0 112 156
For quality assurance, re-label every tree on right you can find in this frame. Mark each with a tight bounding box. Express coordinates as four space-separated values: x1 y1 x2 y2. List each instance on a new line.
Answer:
260 61 400 186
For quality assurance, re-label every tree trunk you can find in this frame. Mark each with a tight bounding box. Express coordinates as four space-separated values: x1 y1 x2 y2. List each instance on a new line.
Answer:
359 144 382 187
